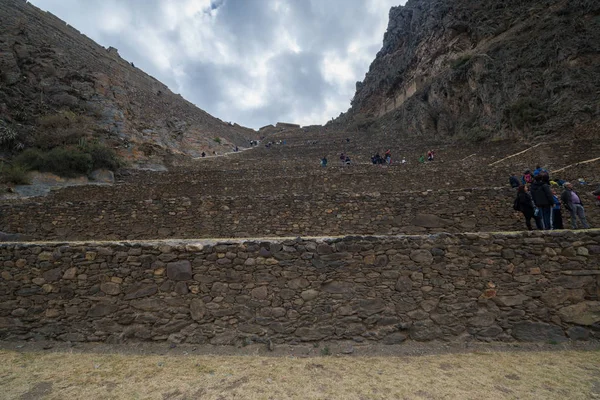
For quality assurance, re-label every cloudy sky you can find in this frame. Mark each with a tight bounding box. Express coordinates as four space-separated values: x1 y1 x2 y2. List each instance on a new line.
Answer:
30 0 404 129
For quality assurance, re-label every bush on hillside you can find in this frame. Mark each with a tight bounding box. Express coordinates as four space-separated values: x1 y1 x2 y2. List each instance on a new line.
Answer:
0 163 31 185
34 111 92 150
15 140 123 178
13 148 45 170
83 142 122 170
42 147 93 177
213 137 221 144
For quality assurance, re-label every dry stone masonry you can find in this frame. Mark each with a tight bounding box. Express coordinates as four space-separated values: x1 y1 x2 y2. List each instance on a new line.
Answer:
1 231 599 344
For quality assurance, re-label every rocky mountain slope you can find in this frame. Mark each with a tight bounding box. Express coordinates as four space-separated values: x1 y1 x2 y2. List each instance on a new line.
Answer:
0 0 257 165
331 0 600 141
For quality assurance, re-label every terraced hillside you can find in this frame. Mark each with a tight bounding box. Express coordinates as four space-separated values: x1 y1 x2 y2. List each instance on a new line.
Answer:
2 128 599 241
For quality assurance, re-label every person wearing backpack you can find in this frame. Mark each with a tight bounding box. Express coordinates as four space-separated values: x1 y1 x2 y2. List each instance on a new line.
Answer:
514 185 538 230
509 175 520 188
530 174 554 230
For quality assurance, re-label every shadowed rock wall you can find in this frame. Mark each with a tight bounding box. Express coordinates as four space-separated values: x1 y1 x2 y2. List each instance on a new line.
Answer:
1 231 598 344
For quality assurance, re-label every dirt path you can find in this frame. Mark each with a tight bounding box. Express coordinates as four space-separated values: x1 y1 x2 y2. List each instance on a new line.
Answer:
1 340 599 399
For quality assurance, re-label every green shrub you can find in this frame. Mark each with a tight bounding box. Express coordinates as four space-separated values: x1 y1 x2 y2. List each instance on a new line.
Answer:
0 163 31 185
43 147 93 177
213 137 221 144
13 148 45 170
85 142 122 170
15 147 91 177
14 142 122 177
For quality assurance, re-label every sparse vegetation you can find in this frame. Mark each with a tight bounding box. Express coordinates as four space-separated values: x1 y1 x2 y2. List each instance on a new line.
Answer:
213 137 222 144
505 97 547 129
0 349 599 399
0 163 30 185
80 141 123 171
0 121 25 151
34 111 91 150
13 142 121 178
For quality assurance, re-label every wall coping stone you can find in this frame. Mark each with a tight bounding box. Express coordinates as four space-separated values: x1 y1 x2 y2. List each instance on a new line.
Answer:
2 228 599 247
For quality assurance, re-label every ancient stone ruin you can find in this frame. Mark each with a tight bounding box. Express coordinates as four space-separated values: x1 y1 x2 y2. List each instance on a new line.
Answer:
0 0 599 346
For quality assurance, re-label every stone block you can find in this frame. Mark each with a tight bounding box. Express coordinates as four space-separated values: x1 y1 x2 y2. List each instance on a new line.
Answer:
511 322 566 342
558 301 600 326
167 260 192 281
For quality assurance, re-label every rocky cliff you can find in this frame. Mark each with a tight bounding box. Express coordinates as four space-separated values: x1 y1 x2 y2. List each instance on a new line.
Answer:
0 0 256 165
332 0 600 141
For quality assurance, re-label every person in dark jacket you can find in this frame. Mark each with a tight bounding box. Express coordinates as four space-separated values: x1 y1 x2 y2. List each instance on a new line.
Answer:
530 174 554 230
561 182 590 229
509 176 520 188
515 185 538 230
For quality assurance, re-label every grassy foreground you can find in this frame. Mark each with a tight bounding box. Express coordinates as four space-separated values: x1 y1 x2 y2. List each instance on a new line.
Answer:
1 349 599 400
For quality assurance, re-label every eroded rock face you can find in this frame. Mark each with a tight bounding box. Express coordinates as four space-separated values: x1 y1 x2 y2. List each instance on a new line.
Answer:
332 0 600 140
0 1 256 164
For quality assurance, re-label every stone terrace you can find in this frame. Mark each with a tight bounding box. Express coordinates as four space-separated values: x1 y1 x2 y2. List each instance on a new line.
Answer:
1 130 599 345
1 129 599 241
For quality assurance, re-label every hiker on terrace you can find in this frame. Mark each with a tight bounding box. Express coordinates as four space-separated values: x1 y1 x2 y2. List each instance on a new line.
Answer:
530 174 554 230
321 156 327 167
385 149 392 165
371 153 382 165
340 152 345 166
552 188 564 229
427 150 435 161
533 165 548 177
515 185 539 231
522 170 533 185
345 155 351 166
509 175 520 188
419 154 425 163
561 182 590 229
201 152 206 158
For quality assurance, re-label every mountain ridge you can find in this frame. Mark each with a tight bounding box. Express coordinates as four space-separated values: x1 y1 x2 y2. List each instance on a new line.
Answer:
331 0 600 141
0 0 257 165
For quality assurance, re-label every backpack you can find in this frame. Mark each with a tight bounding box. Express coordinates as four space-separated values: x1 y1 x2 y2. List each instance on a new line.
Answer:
513 197 521 211
524 173 533 183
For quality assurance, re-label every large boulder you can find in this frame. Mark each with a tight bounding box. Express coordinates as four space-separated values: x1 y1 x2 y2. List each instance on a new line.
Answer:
558 302 600 326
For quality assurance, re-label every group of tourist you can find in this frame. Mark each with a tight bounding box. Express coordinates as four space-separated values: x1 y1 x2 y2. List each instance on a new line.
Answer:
418 150 436 163
512 165 593 230
320 148 427 168
371 149 392 165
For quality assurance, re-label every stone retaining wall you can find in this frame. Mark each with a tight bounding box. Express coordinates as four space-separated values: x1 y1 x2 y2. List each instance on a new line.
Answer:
4 188 600 241
1 231 599 344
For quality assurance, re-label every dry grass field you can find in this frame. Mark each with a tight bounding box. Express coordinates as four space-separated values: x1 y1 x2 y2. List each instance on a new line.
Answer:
1 347 599 400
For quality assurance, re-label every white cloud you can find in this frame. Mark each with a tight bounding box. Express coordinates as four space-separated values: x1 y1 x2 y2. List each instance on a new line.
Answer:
29 0 407 129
